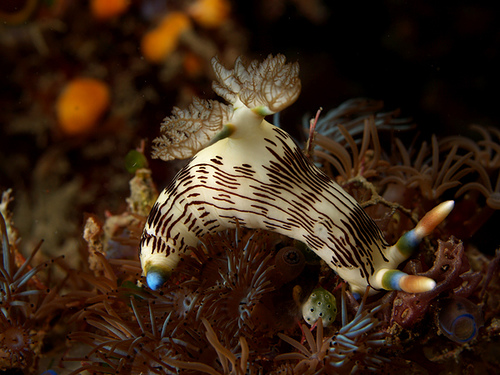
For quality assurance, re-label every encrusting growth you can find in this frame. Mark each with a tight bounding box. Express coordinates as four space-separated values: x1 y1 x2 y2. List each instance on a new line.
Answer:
140 54 454 295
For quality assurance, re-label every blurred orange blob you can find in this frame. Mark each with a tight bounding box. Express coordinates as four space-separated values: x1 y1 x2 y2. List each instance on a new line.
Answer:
56 78 110 136
90 0 130 20
188 0 231 28
183 52 204 78
141 12 192 63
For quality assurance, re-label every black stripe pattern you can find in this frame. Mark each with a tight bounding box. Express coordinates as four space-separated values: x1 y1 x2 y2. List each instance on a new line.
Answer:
140 119 394 293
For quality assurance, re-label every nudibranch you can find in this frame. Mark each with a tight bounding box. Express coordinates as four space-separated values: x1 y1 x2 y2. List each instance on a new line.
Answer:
140 54 454 295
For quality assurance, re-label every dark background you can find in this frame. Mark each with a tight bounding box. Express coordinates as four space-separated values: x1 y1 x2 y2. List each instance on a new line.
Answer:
236 0 499 139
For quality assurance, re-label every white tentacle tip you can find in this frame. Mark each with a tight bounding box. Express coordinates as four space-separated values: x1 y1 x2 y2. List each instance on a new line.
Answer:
415 200 455 238
399 275 436 293
441 199 455 212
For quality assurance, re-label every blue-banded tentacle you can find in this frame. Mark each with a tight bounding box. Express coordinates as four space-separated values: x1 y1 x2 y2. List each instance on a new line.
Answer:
385 200 455 265
372 200 454 293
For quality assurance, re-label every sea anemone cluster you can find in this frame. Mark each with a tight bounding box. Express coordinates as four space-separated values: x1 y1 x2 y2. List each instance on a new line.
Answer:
308 99 500 243
65 222 395 374
304 99 500 370
61 97 499 374
0 190 69 373
67 223 301 373
51 99 493 373
276 287 389 374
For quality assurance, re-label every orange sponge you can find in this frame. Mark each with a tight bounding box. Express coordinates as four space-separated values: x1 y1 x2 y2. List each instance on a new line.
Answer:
56 78 110 136
188 0 231 29
90 0 130 20
141 11 191 63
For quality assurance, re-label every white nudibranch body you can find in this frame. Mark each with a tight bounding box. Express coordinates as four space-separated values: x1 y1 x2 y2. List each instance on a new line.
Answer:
140 54 454 295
